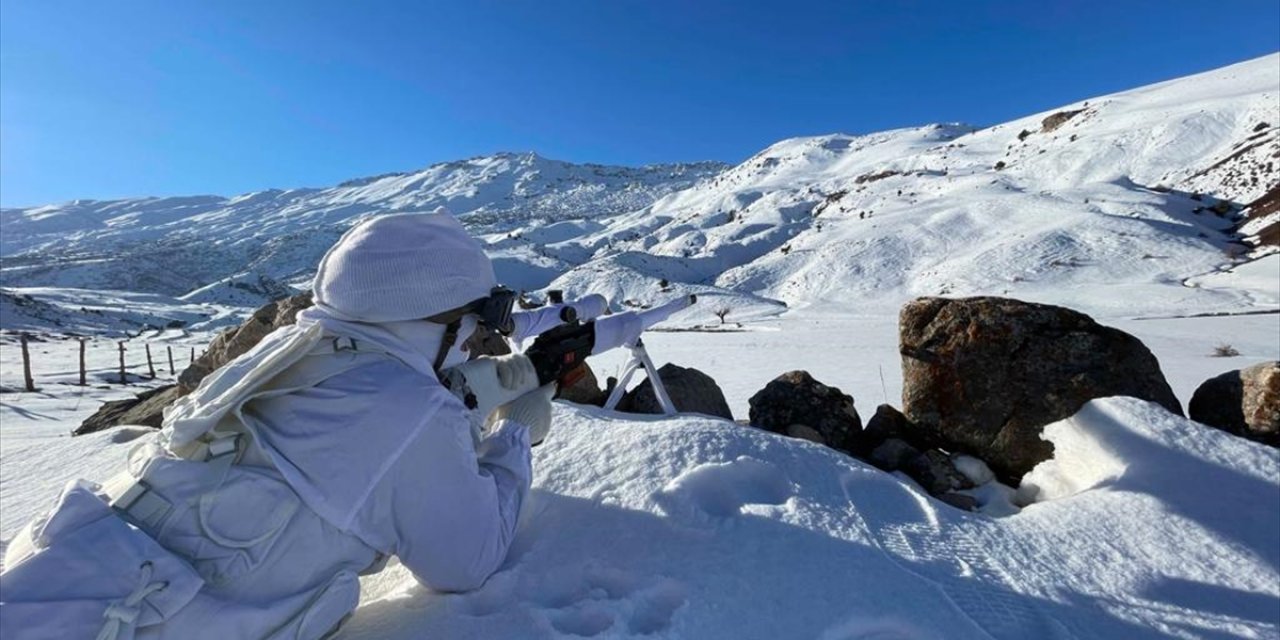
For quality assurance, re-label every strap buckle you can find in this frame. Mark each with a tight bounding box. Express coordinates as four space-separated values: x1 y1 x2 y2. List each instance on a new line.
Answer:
205 434 240 459
109 479 173 532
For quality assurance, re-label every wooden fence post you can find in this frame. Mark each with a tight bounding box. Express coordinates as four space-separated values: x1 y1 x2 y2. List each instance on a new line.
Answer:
118 341 128 384
20 333 35 392
145 344 156 379
167 346 175 376
79 338 88 386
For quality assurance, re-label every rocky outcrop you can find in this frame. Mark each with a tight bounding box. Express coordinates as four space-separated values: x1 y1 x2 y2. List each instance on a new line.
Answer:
73 384 182 435
620 363 733 420
1041 108 1086 133
1240 184 1280 248
900 296 1182 482
1189 361 1280 448
748 370 863 451
77 293 315 435
179 292 314 392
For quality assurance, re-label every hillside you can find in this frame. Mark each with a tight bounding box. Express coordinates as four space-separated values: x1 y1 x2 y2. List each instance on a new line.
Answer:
0 154 726 304
553 54 1279 317
2 54 1278 326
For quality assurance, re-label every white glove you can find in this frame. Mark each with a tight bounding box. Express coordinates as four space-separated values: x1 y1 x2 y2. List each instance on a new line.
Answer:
488 384 556 445
570 294 609 321
440 354 540 420
494 354 536 391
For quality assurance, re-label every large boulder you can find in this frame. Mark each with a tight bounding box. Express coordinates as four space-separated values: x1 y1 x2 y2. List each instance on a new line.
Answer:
748 370 864 451
1189 361 1280 447
179 292 314 392
619 363 733 420
900 296 1182 482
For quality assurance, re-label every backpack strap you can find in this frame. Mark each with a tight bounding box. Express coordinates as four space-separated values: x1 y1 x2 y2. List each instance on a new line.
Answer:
104 434 242 533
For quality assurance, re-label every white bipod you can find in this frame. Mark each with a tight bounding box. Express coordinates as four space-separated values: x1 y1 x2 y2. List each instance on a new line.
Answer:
594 295 696 415
603 338 678 414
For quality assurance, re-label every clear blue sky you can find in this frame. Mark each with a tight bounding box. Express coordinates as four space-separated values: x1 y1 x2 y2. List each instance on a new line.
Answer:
1 1 1277 207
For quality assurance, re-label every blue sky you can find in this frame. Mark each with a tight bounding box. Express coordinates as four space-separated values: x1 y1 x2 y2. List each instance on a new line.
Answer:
1 1 1277 207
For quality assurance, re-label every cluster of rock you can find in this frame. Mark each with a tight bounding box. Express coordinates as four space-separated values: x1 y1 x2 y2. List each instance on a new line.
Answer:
731 297 1277 508
77 293 1279 512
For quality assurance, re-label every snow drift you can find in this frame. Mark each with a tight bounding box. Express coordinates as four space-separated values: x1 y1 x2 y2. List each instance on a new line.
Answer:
6 397 1275 638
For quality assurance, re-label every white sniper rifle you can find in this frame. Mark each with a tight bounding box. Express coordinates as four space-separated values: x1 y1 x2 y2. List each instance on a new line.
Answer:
440 293 697 418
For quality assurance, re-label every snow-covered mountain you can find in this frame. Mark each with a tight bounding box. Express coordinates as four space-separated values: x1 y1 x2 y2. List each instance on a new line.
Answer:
2 56 1279 640
2 54 1277 327
0 153 727 302
551 54 1279 318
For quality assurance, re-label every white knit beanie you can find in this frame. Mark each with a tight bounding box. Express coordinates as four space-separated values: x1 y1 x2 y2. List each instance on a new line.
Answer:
312 212 497 323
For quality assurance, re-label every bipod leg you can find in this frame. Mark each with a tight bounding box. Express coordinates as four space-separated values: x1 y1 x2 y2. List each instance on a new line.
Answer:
632 339 676 415
603 348 645 411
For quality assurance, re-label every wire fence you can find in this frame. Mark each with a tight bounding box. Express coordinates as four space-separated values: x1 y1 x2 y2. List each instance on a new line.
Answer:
9 332 204 392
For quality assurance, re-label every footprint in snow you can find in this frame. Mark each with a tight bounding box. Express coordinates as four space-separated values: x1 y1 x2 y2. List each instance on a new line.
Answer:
655 456 795 524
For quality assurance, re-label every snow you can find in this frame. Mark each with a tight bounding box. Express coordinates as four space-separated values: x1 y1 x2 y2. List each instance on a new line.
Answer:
1186 254 1280 307
4 383 1275 638
3 310 1278 638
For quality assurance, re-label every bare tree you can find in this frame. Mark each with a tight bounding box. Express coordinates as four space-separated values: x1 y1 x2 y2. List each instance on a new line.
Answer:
713 306 731 325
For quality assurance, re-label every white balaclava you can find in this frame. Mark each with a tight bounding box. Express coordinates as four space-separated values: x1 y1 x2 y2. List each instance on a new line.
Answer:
313 212 497 323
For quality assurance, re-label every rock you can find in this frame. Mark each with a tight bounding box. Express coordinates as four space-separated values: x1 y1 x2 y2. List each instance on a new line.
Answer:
903 449 974 495
787 424 826 444
1242 185 1280 248
619 363 733 420
868 438 920 472
76 293 314 437
900 296 1181 482
1189 361 1280 447
748 371 863 451
74 385 182 435
937 493 979 511
1040 108 1086 132
557 363 606 407
179 292 314 393
860 404 932 454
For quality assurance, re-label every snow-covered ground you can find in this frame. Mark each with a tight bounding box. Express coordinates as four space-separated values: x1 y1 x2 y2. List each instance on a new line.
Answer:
1 310 1277 638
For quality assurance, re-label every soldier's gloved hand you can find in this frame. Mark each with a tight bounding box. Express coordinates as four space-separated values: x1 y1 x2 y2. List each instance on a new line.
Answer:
441 354 540 421
487 384 556 446
494 354 537 392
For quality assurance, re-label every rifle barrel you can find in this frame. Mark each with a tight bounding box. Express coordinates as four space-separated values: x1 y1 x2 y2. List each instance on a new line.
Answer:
590 294 696 354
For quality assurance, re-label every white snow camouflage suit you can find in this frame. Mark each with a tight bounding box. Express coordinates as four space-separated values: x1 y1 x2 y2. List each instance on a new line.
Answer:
0 312 533 639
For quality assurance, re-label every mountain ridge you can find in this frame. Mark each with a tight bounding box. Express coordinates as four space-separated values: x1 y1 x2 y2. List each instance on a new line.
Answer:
2 54 1277 324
